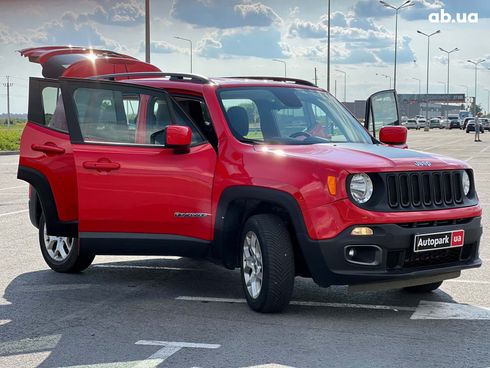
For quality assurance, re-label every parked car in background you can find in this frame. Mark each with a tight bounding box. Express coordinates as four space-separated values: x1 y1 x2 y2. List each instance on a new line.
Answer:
481 118 490 131
429 118 442 129
405 118 419 130
447 114 461 129
462 117 475 130
417 118 426 129
465 119 485 133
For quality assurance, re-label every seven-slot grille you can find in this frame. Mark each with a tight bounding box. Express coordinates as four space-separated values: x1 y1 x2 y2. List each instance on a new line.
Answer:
386 171 464 210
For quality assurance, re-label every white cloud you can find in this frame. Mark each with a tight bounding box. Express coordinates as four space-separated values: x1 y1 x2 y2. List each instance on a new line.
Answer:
171 0 282 29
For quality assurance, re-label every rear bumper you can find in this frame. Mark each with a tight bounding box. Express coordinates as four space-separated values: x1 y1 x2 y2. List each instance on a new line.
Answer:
298 216 482 287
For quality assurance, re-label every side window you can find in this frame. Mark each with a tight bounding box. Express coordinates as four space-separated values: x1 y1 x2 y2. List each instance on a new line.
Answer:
41 86 68 132
222 99 261 140
73 88 136 143
70 85 205 146
147 97 204 145
173 96 217 147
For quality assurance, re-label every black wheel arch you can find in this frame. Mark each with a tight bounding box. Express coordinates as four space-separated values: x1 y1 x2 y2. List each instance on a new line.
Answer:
212 186 311 275
17 166 78 237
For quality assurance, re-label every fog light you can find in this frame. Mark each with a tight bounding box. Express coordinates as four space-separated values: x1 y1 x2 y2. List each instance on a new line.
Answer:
345 245 382 266
351 227 374 236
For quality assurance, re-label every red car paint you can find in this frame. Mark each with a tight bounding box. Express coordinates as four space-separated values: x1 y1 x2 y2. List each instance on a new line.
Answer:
17 46 482 290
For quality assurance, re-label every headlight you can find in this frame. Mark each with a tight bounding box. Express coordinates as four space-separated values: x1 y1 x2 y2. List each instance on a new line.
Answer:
462 171 471 196
350 173 373 204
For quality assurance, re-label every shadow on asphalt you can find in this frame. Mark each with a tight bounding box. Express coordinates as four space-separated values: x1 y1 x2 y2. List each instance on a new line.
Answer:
0 257 477 367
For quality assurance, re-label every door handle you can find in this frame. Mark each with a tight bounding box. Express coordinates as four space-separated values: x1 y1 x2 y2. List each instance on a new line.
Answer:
83 161 120 171
32 144 65 154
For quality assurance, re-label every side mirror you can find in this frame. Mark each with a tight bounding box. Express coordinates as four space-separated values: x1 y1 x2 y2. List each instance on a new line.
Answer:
364 90 400 138
379 126 408 149
150 125 192 151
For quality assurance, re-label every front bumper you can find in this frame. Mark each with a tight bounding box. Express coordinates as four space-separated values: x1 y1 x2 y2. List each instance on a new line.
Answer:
299 216 482 287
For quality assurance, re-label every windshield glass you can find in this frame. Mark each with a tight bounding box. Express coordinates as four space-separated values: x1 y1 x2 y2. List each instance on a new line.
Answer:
218 87 372 145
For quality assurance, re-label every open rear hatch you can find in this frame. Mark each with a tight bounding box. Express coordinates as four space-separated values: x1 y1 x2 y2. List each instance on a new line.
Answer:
19 46 161 79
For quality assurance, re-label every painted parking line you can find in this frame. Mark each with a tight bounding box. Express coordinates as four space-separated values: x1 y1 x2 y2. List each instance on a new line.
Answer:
0 185 27 191
134 340 220 367
411 300 490 320
0 209 28 218
176 296 416 312
93 264 200 272
446 279 490 285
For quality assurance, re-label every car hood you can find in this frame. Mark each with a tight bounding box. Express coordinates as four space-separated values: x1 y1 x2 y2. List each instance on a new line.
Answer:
254 143 468 172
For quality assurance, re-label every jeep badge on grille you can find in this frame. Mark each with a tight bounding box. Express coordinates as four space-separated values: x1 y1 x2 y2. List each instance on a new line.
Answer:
415 161 432 167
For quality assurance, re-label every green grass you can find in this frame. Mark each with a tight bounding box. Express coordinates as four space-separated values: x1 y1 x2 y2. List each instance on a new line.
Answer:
0 121 26 151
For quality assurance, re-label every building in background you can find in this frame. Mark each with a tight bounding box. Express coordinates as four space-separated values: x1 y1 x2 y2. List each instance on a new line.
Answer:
343 93 466 121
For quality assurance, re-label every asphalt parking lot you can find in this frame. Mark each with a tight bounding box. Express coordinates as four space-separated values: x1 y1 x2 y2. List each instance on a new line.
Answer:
0 129 489 368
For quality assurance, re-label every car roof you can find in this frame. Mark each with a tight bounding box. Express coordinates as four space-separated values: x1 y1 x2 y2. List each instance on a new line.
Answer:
114 75 322 91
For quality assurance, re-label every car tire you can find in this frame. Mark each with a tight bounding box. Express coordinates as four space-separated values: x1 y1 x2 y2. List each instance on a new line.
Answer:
240 214 295 313
39 214 95 273
403 281 443 293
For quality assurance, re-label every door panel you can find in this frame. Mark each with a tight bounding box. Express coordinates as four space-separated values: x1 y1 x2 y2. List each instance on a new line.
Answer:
72 143 216 239
61 79 217 241
19 79 78 223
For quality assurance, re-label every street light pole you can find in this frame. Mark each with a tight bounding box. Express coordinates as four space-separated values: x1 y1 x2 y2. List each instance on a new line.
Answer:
439 47 459 96
145 0 150 63
467 59 485 115
458 84 470 109
379 1 414 90
411 77 421 94
336 69 347 102
438 80 447 117
174 36 193 73
417 29 441 122
327 0 331 92
485 88 490 115
377 73 392 88
272 59 287 78
2 76 13 126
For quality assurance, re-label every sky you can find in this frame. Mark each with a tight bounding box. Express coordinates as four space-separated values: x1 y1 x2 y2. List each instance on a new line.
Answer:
1 0 490 113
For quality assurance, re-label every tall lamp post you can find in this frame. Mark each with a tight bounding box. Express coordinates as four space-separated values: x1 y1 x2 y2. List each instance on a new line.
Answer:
145 0 150 63
174 36 193 73
376 73 392 88
379 0 414 90
410 77 421 116
272 59 287 78
417 29 441 123
327 0 331 92
439 47 459 95
467 59 485 115
438 81 447 117
336 69 347 102
485 88 490 115
458 84 469 109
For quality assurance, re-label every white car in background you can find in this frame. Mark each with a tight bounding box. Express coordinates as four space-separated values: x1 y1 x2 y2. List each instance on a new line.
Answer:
405 118 419 130
416 118 427 129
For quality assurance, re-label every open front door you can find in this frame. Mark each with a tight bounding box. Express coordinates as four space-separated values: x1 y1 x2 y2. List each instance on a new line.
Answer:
60 79 217 256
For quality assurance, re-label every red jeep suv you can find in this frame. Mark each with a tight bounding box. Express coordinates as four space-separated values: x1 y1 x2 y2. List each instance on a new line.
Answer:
18 46 482 312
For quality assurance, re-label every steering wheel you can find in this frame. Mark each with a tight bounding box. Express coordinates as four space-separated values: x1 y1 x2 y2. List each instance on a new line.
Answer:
289 131 312 139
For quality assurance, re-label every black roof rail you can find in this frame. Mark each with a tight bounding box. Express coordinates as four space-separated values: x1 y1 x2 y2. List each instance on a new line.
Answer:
224 76 317 87
89 72 211 84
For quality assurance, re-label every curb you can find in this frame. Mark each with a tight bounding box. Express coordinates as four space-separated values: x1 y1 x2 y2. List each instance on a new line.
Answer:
0 151 19 156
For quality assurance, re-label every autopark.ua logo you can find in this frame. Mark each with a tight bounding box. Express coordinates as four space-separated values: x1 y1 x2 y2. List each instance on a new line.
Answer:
429 9 478 24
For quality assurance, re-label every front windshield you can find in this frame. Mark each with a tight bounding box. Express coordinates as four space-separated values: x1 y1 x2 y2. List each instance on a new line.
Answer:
218 87 372 145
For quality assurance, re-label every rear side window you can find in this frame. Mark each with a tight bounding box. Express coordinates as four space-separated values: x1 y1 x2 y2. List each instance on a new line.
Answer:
28 78 69 133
